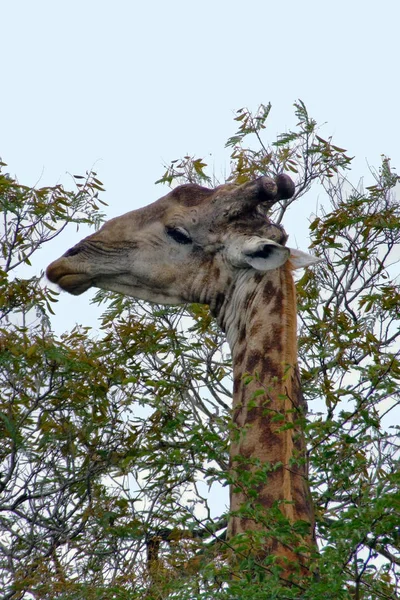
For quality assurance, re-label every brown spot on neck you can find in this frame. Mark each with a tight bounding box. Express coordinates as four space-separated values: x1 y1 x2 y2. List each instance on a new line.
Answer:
210 292 226 317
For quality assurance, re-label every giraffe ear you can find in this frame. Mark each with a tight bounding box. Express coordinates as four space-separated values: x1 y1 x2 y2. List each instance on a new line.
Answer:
289 248 323 269
239 239 290 271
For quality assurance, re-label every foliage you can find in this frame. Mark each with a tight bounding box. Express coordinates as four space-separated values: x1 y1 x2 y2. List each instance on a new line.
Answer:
0 102 399 599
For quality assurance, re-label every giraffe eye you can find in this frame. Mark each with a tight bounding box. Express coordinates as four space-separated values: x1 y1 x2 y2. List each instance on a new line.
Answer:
165 226 192 245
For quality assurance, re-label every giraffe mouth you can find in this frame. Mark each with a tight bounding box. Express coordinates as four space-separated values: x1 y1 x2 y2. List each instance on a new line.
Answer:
46 259 93 295
56 273 93 295
47 259 137 297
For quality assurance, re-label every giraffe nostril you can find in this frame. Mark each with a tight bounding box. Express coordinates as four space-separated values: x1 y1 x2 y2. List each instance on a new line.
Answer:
63 246 82 257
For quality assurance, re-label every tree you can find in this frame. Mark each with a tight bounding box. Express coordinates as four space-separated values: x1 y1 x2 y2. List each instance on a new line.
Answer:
0 102 399 599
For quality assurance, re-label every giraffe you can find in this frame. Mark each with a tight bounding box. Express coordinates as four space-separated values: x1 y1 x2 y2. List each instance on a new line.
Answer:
46 174 319 576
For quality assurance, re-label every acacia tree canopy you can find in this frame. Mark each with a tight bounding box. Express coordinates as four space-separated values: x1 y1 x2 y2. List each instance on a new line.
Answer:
0 102 399 599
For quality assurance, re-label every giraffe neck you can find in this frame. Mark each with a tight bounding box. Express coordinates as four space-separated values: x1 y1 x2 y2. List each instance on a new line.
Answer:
218 264 315 566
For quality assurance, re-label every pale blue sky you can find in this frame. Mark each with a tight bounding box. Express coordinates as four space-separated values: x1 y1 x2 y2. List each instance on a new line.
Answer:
2 0 399 328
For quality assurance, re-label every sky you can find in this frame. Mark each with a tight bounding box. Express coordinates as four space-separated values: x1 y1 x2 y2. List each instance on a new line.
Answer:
2 0 400 331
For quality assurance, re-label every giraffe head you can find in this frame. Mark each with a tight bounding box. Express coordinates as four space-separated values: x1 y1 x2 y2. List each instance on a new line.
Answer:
46 175 318 314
